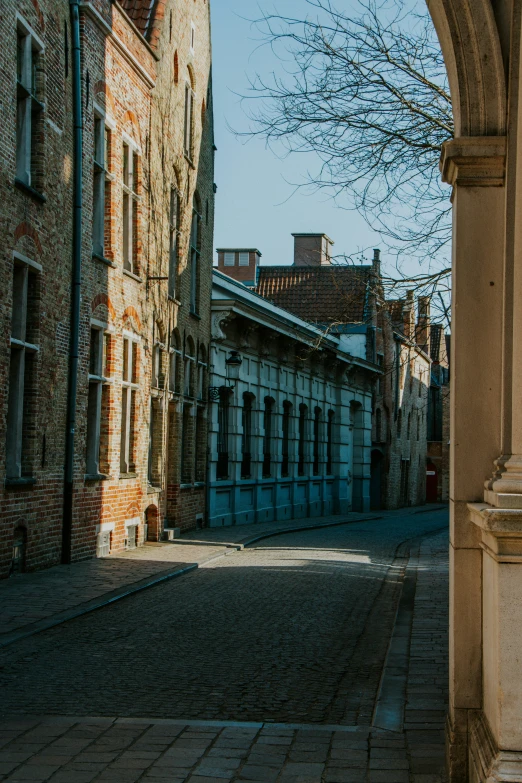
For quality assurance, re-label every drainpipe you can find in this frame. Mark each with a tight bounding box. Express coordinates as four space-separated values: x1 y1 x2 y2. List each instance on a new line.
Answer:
62 0 83 564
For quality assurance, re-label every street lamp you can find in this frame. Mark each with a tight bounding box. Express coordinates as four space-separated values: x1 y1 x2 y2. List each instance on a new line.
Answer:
225 350 242 387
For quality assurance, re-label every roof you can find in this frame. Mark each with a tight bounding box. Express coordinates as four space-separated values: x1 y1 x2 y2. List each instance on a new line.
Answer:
255 264 374 326
117 0 165 46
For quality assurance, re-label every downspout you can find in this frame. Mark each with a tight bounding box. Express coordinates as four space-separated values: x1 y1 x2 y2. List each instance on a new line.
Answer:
62 0 83 564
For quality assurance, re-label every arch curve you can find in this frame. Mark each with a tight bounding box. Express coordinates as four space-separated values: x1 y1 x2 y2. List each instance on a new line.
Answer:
427 0 506 136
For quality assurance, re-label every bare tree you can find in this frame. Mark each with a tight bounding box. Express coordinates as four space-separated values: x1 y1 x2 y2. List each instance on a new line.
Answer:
239 0 452 312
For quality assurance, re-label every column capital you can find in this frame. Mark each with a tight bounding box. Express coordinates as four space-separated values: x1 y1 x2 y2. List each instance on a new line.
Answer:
440 136 506 187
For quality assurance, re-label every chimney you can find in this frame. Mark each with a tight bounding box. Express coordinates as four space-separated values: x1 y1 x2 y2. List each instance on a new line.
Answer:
292 233 333 266
416 295 431 354
372 248 381 278
216 248 262 287
403 290 415 341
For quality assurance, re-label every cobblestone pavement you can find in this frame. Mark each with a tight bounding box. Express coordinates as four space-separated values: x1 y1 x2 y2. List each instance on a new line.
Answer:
0 509 448 782
0 513 382 641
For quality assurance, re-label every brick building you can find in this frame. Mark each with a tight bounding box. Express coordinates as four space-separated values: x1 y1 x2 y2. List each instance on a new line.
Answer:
208 270 377 524
217 234 431 510
0 0 214 577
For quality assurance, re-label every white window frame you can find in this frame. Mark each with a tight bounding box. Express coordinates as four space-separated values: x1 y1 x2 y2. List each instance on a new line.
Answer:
86 323 112 475
120 333 140 473
224 252 235 267
92 107 113 257
6 254 40 479
238 252 249 266
16 16 44 187
122 136 140 274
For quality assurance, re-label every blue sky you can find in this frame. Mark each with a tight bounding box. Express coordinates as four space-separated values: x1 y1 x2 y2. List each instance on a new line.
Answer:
211 1 382 267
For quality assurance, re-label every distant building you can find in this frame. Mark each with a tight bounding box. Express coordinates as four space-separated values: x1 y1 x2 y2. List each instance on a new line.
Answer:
217 234 432 510
426 324 450 502
208 270 378 525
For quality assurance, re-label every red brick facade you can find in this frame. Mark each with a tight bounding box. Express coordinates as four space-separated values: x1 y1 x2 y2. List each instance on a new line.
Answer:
0 0 214 577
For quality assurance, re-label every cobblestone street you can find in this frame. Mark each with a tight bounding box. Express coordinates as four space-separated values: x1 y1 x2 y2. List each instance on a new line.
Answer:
0 509 448 782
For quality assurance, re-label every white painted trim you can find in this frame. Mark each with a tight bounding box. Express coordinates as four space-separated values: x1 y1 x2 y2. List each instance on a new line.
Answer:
125 516 141 529
96 521 115 533
16 13 44 51
122 329 141 341
122 130 142 155
13 251 43 273
46 118 63 136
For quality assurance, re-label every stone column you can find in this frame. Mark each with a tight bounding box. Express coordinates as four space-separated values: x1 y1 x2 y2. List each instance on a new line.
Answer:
440 137 506 782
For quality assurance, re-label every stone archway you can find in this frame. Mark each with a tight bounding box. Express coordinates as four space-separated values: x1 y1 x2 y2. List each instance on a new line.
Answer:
422 0 522 779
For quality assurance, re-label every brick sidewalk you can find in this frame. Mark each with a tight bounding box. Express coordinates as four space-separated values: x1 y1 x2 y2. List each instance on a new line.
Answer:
0 527 448 782
0 511 382 645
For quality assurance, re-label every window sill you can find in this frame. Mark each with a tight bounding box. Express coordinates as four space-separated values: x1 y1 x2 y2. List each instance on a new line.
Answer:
180 482 194 490
189 311 201 321
84 473 111 482
194 481 206 488
119 472 138 479
184 153 196 169
14 178 46 203
168 296 182 306
123 269 143 283
5 476 37 488
92 252 116 268
147 484 162 494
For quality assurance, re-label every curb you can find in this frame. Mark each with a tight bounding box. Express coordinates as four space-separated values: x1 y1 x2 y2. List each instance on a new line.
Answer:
0 507 447 649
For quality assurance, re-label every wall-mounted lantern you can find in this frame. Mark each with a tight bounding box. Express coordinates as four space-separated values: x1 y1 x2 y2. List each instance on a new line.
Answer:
225 350 242 387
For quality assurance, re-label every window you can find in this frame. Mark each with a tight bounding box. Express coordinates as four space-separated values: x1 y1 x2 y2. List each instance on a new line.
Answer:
169 329 182 392
298 404 307 476
190 197 201 313
238 252 249 266
417 412 420 441
180 402 193 483
168 187 180 299
241 393 254 479
281 401 291 477
122 141 139 274
197 346 207 400
16 21 43 188
397 408 402 438
184 339 195 397
407 411 411 439
86 326 110 475
190 22 195 53
376 354 384 395
152 343 163 388
120 336 139 473
313 407 321 475
326 410 334 474
147 397 163 486
263 397 274 478
92 115 110 257
6 259 39 479
224 252 235 267
216 388 230 480
184 81 194 159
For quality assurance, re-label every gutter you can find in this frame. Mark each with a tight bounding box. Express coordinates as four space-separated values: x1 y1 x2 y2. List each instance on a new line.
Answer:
62 0 83 564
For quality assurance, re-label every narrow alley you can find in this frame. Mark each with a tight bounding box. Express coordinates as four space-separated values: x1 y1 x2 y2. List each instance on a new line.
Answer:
0 508 447 782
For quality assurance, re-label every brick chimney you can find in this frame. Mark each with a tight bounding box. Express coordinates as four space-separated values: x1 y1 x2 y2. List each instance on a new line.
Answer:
292 233 333 266
402 290 415 341
372 248 381 278
216 248 262 286
416 296 431 354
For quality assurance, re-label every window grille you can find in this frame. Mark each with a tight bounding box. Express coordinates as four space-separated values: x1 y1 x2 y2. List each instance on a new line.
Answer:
238 252 249 266
224 252 235 266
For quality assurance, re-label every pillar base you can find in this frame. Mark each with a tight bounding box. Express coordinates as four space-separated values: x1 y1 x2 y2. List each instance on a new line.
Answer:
447 712 469 783
469 710 522 783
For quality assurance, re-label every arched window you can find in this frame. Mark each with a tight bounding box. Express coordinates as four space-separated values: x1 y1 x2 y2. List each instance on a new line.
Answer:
184 336 195 397
189 195 201 314
184 69 195 159
298 404 308 476
263 397 274 478
168 185 180 300
313 407 322 475
197 345 207 400
281 401 292 477
169 329 182 392
326 410 335 474
216 388 230 480
241 393 255 479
